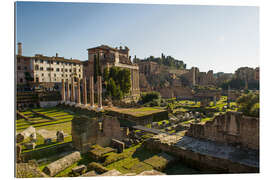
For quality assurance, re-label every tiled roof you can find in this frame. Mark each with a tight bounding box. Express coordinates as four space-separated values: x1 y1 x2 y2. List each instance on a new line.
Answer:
17 55 84 64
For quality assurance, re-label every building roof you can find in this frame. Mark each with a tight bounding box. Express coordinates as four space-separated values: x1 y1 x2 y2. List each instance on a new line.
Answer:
17 54 83 64
87 45 118 51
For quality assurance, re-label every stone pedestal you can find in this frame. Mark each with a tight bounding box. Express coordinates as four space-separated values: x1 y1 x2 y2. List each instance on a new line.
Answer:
82 77 87 106
97 76 103 110
89 75 94 108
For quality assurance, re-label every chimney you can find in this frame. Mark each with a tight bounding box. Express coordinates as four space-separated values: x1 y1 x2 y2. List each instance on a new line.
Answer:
56 53 58 57
17 42 22 56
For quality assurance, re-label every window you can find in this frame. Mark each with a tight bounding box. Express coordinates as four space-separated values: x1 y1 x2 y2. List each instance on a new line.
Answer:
73 68 76 72
79 74 81 78
20 78 23 83
35 65 39 70
42 73 44 77
17 66 21 70
65 69 68 72
54 78 56 81
62 74 64 77
40 67 44 71
35 59 38 63
78 68 81 72
61 68 63 72
70 75 72 77
47 67 50 71
56 68 60 72
47 61 50 64
69 69 72 72
40 60 43 63
24 66 27 70
66 74 68 77
48 73 50 77
51 68 54 71
57 62 59 65
54 74 56 77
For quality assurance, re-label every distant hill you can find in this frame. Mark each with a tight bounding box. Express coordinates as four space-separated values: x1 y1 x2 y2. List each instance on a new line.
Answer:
134 53 186 70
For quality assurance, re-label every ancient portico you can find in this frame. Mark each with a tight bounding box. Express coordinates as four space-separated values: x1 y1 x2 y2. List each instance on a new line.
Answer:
61 74 103 111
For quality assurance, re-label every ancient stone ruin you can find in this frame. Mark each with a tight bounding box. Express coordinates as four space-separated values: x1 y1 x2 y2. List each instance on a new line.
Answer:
72 115 124 153
186 111 259 150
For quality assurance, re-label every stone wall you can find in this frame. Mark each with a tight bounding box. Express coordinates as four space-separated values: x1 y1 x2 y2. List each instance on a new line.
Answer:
72 115 124 153
106 110 169 127
144 135 258 173
186 111 259 150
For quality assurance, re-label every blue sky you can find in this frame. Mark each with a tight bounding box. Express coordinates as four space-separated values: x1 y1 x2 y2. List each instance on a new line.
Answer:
16 2 259 73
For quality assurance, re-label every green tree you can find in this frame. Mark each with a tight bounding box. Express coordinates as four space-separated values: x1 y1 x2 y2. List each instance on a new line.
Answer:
93 54 101 83
236 92 259 117
103 67 131 100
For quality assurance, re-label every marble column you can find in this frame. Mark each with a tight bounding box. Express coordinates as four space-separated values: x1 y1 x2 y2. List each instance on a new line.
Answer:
66 80 70 104
89 75 94 108
82 77 87 105
61 79 65 103
70 77 75 105
97 76 103 110
76 78 81 105
213 96 217 106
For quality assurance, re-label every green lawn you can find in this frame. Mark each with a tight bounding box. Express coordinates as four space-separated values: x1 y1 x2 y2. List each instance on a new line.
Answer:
16 107 75 152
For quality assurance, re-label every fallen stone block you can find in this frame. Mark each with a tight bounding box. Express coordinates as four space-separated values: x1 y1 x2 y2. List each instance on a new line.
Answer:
80 170 97 177
138 170 165 176
24 142 36 150
111 139 125 153
43 151 81 177
16 126 36 143
99 169 122 176
72 165 86 175
87 162 109 174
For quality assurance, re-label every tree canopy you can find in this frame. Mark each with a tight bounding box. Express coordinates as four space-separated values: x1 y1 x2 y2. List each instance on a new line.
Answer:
135 53 186 69
236 92 259 117
103 67 131 100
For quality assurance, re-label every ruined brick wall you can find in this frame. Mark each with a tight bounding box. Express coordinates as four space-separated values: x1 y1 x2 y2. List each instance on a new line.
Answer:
159 86 193 99
186 111 259 150
72 115 123 153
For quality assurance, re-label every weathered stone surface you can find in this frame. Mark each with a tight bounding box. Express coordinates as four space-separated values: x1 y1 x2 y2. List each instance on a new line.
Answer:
80 170 97 177
56 130 64 142
144 133 259 173
186 111 259 150
16 163 47 178
24 142 36 150
111 139 125 153
143 152 175 171
16 126 36 143
43 151 81 176
72 115 123 153
99 169 122 176
72 165 86 175
16 144 22 163
138 170 165 176
87 162 109 174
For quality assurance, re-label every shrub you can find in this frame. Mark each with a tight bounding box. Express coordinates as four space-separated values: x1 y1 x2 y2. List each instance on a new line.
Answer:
140 91 161 104
236 92 259 117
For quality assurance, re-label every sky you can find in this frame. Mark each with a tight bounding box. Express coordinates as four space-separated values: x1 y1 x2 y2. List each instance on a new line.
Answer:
16 2 259 73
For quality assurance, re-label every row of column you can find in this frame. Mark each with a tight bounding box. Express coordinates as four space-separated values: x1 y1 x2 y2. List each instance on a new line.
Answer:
61 75 103 110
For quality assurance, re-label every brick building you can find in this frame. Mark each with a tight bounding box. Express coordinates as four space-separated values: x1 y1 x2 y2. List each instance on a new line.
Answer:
84 45 140 100
16 43 83 85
